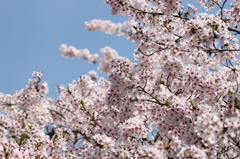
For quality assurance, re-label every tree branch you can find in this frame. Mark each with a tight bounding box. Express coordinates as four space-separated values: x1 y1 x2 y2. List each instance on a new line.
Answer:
129 6 240 34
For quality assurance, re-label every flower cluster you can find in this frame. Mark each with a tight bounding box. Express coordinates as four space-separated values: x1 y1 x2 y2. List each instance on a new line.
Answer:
1 0 240 158
60 44 99 63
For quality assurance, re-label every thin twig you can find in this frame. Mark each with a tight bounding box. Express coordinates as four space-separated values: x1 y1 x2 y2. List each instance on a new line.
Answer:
47 108 66 120
47 99 76 115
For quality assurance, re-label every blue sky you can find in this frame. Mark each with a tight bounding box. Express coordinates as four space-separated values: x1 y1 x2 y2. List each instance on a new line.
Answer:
0 0 136 99
0 0 234 99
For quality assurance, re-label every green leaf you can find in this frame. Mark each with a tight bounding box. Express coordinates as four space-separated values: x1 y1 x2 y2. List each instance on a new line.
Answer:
187 151 193 157
235 97 238 104
163 23 169 29
159 42 166 45
196 34 200 38
203 145 209 149
20 134 27 141
133 26 137 30
214 24 219 30
53 134 58 142
190 101 198 110
166 102 170 107
80 100 85 107
190 101 195 107
228 90 233 95
3 146 7 153
35 141 43 148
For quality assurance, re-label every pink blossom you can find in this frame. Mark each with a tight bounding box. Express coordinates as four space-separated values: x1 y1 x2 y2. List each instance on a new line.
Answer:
1 0 240 158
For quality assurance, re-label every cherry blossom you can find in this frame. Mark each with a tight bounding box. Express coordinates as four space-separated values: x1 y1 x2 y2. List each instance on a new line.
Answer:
1 0 240 158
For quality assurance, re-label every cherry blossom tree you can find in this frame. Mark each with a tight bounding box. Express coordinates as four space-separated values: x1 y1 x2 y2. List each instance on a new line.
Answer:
1 0 240 158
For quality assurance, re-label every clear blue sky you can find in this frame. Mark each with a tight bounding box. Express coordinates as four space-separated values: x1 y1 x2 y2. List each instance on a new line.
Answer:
0 0 136 99
0 1 234 99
